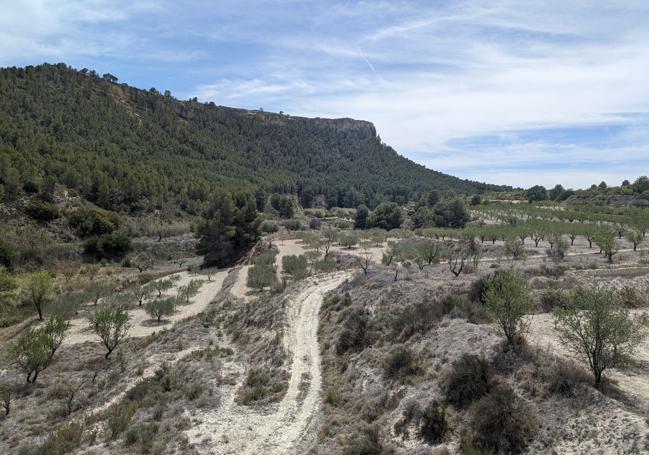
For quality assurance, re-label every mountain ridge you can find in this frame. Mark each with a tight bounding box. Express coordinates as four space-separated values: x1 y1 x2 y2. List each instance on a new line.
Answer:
0 63 508 214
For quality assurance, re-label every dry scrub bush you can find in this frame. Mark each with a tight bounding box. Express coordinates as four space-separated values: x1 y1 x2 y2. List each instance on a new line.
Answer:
442 354 493 409
336 307 372 355
395 400 449 445
19 421 84 455
323 292 352 312
538 288 569 312
461 384 538 454
237 367 287 405
389 301 445 340
419 401 448 445
383 345 420 380
342 425 387 455
107 402 136 439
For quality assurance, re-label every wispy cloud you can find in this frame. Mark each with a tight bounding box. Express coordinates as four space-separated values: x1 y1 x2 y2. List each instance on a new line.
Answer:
2 0 648 188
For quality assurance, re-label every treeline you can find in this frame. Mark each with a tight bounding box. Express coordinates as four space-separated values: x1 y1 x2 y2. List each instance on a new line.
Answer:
475 202 649 231
0 63 505 216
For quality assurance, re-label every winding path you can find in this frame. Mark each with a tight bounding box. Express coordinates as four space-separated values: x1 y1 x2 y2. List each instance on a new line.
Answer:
187 272 350 454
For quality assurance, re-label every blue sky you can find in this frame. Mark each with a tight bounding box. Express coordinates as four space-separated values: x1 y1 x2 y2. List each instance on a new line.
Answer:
1 0 648 189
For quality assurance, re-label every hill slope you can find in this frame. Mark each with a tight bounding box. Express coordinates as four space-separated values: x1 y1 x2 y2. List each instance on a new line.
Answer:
0 63 505 213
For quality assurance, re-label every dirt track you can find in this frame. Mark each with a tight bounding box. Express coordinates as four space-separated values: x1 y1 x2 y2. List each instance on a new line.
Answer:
187 272 350 454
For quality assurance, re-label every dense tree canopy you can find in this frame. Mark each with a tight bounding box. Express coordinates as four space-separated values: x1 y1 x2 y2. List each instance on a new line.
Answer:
0 63 506 215
195 190 260 267
367 202 404 230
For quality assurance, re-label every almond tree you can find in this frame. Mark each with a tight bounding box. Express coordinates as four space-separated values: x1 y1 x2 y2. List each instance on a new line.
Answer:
10 327 54 382
145 297 175 323
626 229 644 252
594 229 618 263
484 269 530 345
22 271 54 320
554 285 647 386
89 304 130 358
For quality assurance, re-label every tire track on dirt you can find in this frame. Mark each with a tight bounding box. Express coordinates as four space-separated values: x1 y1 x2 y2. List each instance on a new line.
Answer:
187 272 350 454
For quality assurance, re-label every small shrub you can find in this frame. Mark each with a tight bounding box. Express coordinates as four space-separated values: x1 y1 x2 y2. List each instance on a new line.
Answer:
442 354 492 408
419 401 448 444
309 218 322 230
390 301 444 340
184 382 203 401
314 258 337 273
504 238 526 260
247 264 278 290
106 402 136 439
237 367 285 405
545 358 591 396
68 207 121 238
282 254 309 280
283 219 302 231
383 345 420 380
462 384 538 454
261 221 279 233
336 308 372 354
538 288 569 312
323 292 352 311
36 421 84 455
618 286 647 308
254 250 277 266
83 231 131 260
25 201 60 222
342 426 384 455
444 295 490 324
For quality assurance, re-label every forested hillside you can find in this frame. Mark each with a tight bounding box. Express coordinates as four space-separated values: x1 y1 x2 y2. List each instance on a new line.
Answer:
0 63 504 214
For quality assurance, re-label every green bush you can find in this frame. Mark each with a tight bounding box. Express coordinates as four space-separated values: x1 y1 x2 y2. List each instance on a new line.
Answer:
261 221 279 233
25 201 60 222
237 367 285 405
367 202 404 230
0 239 15 269
68 207 120 237
247 264 277 290
255 250 277 266
83 231 131 260
462 384 538 454
309 218 321 230
442 354 492 408
283 219 302 231
282 254 308 280
314 258 337 273
145 297 175 322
